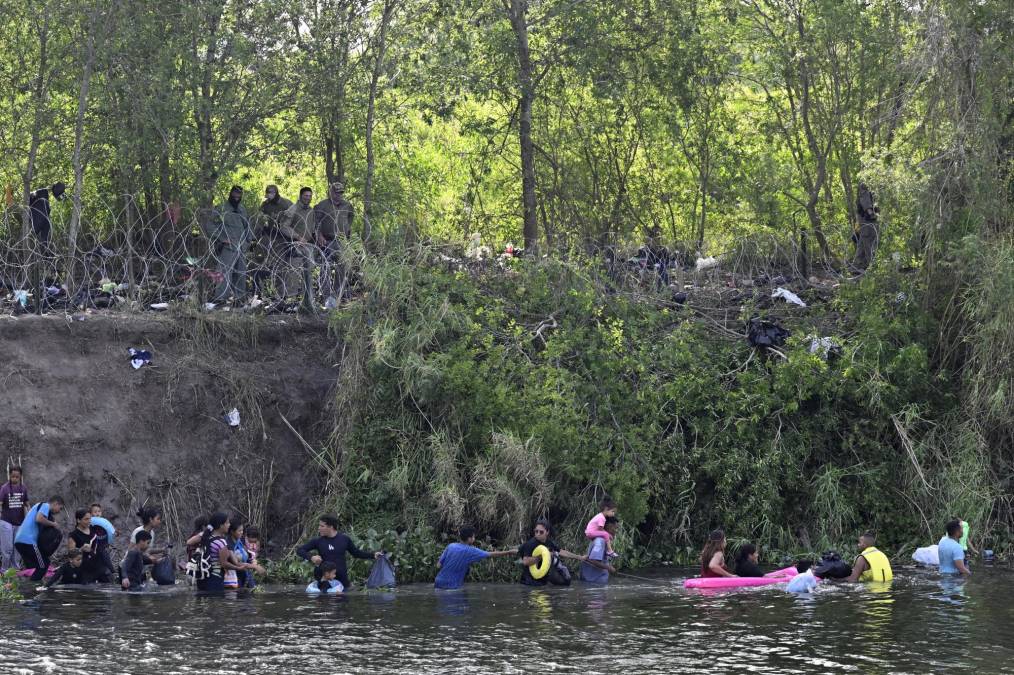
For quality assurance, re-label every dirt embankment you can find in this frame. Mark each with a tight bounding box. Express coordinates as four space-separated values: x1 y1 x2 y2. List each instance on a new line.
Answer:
0 312 338 554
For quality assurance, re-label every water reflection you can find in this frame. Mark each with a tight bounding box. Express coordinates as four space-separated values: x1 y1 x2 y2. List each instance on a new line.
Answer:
0 567 1011 674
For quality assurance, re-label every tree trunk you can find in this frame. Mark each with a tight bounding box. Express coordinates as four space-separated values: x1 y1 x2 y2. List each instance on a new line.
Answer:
505 0 539 251
68 19 97 271
22 12 51 240
363 0 397 243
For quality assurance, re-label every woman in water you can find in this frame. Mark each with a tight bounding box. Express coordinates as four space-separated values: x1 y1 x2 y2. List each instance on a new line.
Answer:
225 518 262 589
519 519 579 586
132 506 162 548
195 512 260 592
66 508 104 582
733 542 763 577
700 529 736 578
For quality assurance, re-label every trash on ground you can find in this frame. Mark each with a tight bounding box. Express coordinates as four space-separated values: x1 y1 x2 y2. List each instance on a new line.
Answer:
695 256 719 272
771 287 806 307
128 348 152 369
808 336 842 359
225 408 241 427
747 318 789 349
150 302 169 311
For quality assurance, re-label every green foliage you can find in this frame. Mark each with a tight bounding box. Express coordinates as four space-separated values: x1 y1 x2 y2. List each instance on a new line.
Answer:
0 569 22 602
304 245 1001 561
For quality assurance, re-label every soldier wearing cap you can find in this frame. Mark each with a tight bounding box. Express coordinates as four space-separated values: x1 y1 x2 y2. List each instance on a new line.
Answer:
313 181 355 308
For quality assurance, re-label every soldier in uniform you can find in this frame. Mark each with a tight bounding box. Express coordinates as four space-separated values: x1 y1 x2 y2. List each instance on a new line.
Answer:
207 186 253 305
313 181 355 309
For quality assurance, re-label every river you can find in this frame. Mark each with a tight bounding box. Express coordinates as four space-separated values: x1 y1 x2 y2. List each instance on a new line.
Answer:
1 566 1010 674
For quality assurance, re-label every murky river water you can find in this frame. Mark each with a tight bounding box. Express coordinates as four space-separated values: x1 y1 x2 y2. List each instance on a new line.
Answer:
1 566 1011 674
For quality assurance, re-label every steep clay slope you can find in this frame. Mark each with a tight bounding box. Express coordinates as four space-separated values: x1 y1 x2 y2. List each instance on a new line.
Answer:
0 312 338 553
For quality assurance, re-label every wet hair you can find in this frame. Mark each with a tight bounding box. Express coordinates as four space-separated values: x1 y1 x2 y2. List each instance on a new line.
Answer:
90 502 101 510
861 530 877 544
245 526 260 540
319 515 339 531
8 466 22 476
533 518 552 536
299 186 312 196
229 185 243 194
946 519 962 538
192 515 209 535
135 530 153 544
600 498 617 511
795 559 813 574
604 516 620 527
320 561 338 574
735 542 758 564
700 529 727 565
75 508 90 522
66 549 83 560
202 511 230 550
459 526 477 541
49 496 64 505
137 506 162 526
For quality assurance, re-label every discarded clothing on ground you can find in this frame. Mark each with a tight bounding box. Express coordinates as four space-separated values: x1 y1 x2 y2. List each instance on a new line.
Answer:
772 287 806 307
128 348 152 370
808 336 843 360
747 318 790 349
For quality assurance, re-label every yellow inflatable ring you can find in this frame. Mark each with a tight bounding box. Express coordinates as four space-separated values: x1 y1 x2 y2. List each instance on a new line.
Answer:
529 544 552 580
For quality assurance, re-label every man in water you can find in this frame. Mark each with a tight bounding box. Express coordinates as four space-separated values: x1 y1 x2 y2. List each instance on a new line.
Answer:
296 515 381 590
842 531 893 583
938 519 971 577
14 496 64 581
434 526 516 590
580 516 618 583
0 466 29 572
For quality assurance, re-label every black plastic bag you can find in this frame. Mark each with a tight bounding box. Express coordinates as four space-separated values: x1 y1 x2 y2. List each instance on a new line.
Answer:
152 556 176 585
813 551 852 579
748 317 790 349
366 554 396 589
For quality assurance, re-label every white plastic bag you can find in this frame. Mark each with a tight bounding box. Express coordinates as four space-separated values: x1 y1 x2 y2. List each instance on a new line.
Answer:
912 544 939 566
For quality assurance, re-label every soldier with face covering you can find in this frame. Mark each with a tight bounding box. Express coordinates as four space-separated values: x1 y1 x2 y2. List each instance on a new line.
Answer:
208 186 253 306
260 185 292 222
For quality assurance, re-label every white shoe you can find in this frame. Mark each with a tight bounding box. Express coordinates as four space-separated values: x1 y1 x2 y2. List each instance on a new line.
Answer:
324 296 338 310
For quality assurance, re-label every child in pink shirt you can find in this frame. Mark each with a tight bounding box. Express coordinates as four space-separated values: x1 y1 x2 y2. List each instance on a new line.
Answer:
585 498 619 557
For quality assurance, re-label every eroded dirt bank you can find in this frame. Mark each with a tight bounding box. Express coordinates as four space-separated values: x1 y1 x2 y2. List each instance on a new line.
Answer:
0 312 338 552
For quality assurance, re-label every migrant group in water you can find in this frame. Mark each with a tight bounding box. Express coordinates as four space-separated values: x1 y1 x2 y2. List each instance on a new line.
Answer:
0 466 979 595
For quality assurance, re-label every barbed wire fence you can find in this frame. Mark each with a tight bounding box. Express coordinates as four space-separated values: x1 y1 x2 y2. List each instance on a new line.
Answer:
0 190 858 322
0 193 353 316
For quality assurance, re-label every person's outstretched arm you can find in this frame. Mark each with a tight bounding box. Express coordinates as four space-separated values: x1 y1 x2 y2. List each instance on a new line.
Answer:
346 536 380 561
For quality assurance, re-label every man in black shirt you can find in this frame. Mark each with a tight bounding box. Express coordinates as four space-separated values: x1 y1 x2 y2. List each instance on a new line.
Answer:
296 515 381 589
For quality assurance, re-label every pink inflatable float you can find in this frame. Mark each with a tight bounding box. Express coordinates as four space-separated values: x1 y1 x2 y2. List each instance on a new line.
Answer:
684 566 798 590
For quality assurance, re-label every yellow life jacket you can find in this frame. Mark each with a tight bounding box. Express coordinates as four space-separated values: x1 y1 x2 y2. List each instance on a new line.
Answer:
858 546 893 582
